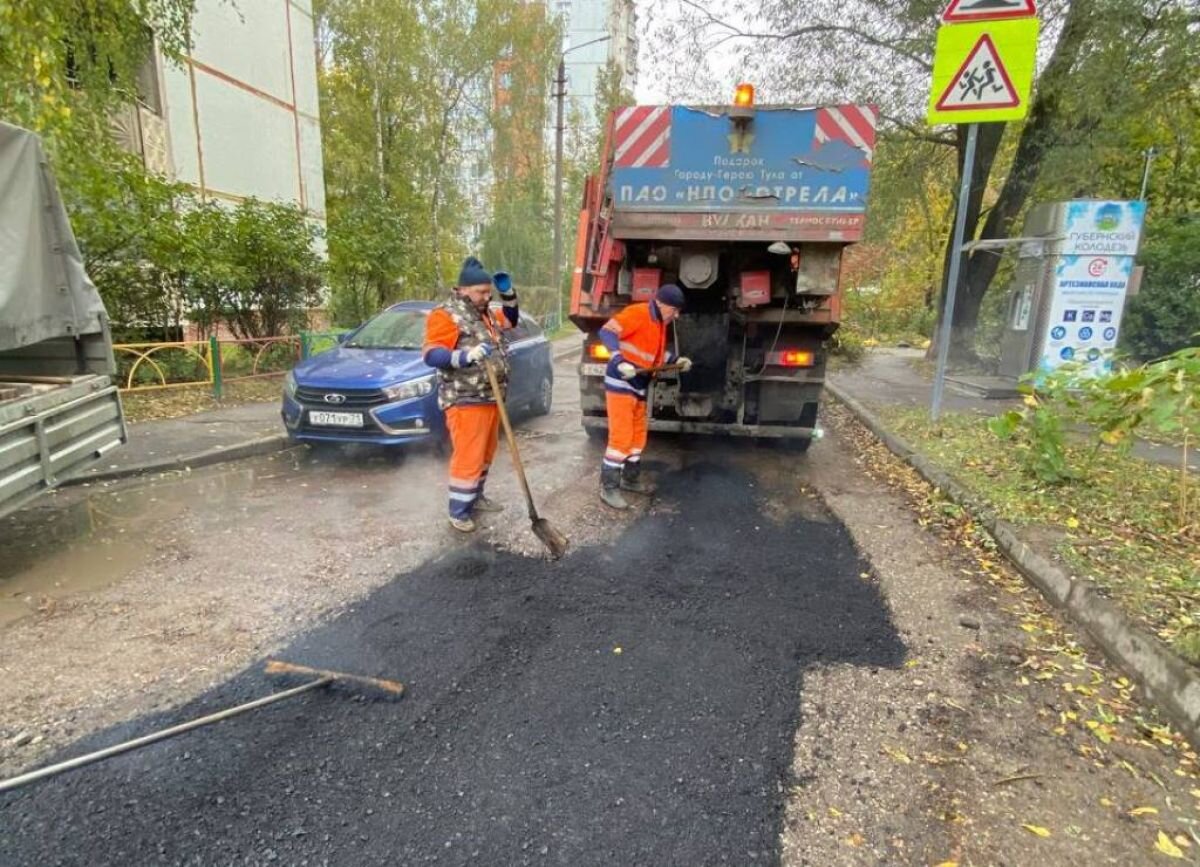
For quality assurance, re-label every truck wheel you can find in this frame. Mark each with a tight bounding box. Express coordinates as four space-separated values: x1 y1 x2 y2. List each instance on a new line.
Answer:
584 425 608 442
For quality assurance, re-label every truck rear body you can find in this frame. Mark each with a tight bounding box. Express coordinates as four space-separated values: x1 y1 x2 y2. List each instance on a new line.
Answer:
569 102 876 441
0 123 127 519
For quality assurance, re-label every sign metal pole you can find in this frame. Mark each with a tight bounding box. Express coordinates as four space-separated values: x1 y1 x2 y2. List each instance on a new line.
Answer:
931 121 978 422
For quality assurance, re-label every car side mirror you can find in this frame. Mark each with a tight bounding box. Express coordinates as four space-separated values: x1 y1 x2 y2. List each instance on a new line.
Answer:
336 332 351 344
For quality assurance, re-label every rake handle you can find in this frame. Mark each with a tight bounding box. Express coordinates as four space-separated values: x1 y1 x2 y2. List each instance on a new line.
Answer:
0 677 332 795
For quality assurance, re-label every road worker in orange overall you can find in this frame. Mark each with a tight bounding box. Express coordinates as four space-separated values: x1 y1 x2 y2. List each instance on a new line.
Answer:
422 256 518 533
597 283 692 510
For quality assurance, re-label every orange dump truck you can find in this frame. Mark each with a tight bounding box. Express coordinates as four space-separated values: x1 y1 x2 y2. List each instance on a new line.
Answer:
569 92 877 447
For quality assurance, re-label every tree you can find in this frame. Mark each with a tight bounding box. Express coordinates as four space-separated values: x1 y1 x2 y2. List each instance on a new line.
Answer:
61 154 189 338
325 188 415 326
184 199 326 340
315 0 446 322
315 0 557 324
1121 216 1200 361
0 0 195 142
555 58 637 304
480 3 559 285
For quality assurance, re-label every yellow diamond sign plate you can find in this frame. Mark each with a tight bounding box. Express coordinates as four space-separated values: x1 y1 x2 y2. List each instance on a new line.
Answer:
927 17 1039 125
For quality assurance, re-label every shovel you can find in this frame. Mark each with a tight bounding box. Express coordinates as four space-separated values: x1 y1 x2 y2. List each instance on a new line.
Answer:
484 361 569 559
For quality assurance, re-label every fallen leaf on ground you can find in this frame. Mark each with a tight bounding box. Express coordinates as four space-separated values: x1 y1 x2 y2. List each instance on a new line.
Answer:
1023 824 1051 838
1156 831 1184 858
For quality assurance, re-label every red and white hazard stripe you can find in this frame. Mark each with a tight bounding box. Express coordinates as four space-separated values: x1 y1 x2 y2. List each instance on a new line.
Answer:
813 104 878 164
613 106 671 168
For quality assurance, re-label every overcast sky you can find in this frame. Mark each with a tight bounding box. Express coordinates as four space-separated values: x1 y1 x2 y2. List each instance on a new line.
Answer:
633 0 754 104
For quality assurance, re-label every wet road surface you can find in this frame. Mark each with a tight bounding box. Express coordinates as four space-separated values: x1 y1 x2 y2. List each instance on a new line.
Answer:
7 354 1195 866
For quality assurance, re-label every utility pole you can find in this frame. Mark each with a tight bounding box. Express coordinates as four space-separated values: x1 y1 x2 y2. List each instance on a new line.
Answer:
1139 146 1158 201
552 35 611 332
552 57 566 331
930 123 979 423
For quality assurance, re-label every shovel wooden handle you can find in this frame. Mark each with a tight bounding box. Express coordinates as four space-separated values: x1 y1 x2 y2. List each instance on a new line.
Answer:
484 360 539 522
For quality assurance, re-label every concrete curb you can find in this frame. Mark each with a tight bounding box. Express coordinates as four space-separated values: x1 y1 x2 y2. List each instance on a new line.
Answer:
826 379 1200 746
64 433 293 487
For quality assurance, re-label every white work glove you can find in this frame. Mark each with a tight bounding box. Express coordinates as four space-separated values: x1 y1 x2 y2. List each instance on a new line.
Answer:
617 361 637 380
466 343 493 365
676 356 693 372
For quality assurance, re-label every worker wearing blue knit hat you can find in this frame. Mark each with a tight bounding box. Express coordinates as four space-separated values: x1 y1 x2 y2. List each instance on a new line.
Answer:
596 283 692 510
423 256 519 532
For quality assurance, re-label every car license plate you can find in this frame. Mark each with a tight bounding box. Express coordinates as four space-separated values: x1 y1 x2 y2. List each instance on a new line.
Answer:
579 363 606 377
309 410 364 427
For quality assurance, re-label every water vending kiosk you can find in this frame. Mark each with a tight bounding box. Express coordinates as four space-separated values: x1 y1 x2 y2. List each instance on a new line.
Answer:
999 199 1145 380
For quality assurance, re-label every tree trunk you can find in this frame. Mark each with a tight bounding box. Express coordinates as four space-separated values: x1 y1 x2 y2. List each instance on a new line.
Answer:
929 122 1003 361
430 105 454 277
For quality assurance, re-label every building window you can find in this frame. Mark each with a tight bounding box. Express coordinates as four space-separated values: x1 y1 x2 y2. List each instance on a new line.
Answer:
135 44 163 116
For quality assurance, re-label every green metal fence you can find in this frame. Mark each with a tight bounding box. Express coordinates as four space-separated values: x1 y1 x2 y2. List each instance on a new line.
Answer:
114 336 300 398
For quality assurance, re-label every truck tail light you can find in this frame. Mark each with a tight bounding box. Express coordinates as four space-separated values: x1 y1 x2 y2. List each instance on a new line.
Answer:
767 349 815 367
588 342 612 361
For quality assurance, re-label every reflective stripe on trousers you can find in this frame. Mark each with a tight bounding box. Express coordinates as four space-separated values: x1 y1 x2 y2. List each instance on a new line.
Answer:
604 391 648 471
446 403 501 518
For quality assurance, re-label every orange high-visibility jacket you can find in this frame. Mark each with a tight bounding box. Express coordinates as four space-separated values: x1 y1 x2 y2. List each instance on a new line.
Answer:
600 302 669 399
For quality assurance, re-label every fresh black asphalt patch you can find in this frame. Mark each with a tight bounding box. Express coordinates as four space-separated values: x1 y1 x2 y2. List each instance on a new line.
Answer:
1 462 906 866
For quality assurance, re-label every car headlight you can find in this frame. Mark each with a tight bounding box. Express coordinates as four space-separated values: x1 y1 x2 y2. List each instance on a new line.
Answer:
283 371 298 398
383 375 435 402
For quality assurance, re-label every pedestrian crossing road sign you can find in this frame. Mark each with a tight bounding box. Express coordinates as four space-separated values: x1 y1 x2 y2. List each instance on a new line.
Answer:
927 17 1039 124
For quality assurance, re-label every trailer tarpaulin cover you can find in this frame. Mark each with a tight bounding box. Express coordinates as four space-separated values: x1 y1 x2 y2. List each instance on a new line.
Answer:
0 122 107 352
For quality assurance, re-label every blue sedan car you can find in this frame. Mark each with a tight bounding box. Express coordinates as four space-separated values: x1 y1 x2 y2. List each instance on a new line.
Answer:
281 301 554 447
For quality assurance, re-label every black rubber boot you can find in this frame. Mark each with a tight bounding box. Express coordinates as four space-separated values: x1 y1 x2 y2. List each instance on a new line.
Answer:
600 465 630 510
620 461 656 494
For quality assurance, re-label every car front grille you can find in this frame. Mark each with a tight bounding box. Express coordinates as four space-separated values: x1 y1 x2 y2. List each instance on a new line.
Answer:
295 386 388 408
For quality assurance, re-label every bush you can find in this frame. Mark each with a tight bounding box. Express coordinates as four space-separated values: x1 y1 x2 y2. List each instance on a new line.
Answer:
183 199 325 339
988 385 1076 485
62 159 324 340
990 348 1199 527
828 327 867 363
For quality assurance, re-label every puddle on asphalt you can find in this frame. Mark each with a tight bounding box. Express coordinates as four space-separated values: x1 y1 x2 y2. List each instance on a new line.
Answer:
0 462 289 627
0 444 455 626
0 430 577 627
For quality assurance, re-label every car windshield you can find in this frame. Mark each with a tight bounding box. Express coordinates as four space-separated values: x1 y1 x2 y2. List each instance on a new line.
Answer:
344 309 426 350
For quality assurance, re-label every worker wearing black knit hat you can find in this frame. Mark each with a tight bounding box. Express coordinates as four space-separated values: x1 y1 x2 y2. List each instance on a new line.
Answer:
423 256 519 532
595 283 692 510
